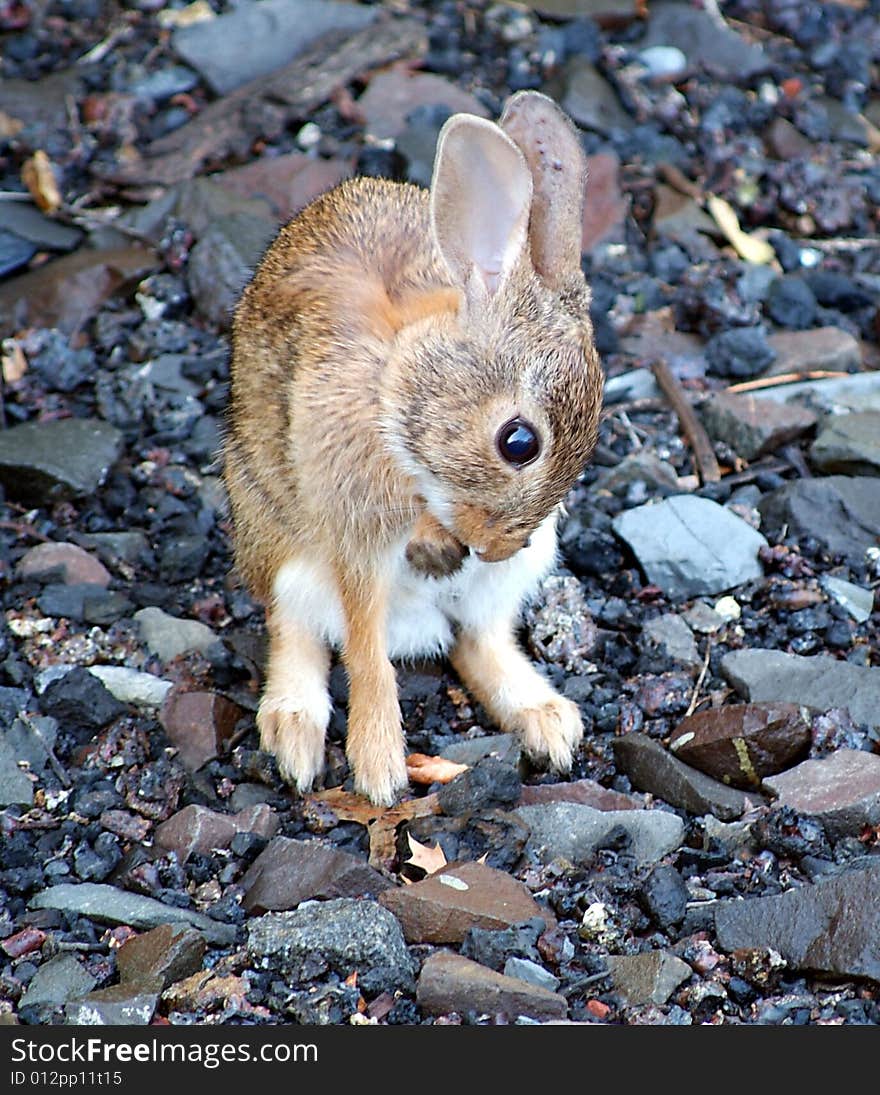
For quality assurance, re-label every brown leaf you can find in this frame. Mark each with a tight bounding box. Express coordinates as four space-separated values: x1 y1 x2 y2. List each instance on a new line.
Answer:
1 339 27 383
21 150 62 214
405 833 448 875
406 752 468 786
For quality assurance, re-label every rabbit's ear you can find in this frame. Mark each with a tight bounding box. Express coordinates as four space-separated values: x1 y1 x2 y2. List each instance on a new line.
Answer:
430 115 533 304
500 91 587 289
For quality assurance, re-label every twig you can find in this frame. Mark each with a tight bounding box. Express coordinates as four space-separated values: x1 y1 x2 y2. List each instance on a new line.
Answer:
684 640 713 719
0 520 52 542
650 360 721 484
725 370 849 395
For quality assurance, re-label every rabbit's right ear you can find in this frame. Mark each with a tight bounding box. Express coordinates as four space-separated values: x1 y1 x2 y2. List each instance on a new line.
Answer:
430 115 533 307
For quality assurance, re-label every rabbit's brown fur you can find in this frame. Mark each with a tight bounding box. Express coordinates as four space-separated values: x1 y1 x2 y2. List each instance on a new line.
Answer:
225 92 603 804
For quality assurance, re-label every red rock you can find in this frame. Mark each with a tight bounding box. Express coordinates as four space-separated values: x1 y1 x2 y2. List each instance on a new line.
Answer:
762 749 880 840
154 803 278 861
212 154 350 222
766 327 862 376
1 926 46 958
17 542 111 587
116 923 206 990
417 951 567 1021
159 689 244 771
520 777 644 811
379 860 554 944
99 809 152 842
582 152 627 253
668 703 812 789
699 392 818 462
357 68 489 140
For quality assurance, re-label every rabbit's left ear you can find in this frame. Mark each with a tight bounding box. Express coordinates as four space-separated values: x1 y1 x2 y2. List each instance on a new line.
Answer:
500 91 587 290
430 114 533 306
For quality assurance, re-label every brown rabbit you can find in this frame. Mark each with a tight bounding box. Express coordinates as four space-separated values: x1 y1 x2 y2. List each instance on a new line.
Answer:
224 91 603 805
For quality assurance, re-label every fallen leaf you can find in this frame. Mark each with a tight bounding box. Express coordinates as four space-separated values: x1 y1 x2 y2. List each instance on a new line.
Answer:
405 833 448 875
157 0 214 28
406 752 468 786
1 339 27 383
706 194 776 265
21 151 62 214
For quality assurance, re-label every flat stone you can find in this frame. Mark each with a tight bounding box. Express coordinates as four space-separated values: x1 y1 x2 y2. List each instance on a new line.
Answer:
248 898 415 993
29 883 238 946
757 476 880 561
759 372 880 414
4 714 56 774
212 154 349 222
521 0 642 20
241 836 391 912
811 412 880 476
668 703 812 790
683 601 727 634
358 68 489 140
714 861 880 981
821 576 874 624
765 328 862 378
173 0 376 94
721 649 880 733
0 201 82 253
763 750 880 841
514 801 685 865
135 608 219 663
159 688 244 770
582 152 628 252
154 803 279 861
699 392 817 462
87 666 172 709
597 452 680 495
17 542 111 587
560 57 632 135
440 733 522 769
187 212 277 328
19 954 97 1009
640 1 768 79
379 861 553 944
0 418 123 505
40 667 126 731
765 116 814 160
638 864 689 930
417 952 567 1021
613 733 757 821
639 614 702 672
651 185 718 245
79 531 153 569
519 777 644 811
612 495 767 599
0 735 34 806
116 924 206 989
64 983 160 1026
606 951 692 1006
502 956 560 993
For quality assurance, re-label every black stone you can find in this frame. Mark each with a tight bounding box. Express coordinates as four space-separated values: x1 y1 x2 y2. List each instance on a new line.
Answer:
765 277 818 329
705 327 776 379
638 864 689 930
436 757 522 816
40 667 126 731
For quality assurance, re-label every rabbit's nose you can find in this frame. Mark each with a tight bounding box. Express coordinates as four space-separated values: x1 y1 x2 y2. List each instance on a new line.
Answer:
522 535 532 549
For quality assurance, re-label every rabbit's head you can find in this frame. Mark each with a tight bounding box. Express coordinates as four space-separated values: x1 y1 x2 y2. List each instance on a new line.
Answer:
382 92 604 563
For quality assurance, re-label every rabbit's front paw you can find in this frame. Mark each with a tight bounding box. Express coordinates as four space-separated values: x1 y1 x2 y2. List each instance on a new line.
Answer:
258 698 327 792
347 720 409 807
516 695 584 772
406 513 468 579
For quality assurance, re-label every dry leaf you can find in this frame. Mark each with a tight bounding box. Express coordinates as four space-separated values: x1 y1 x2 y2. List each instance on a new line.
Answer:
406 752 468 786
1 340 27 383
158 0 215 28
405 833 448 875
21 151 62 214
706 194 775 265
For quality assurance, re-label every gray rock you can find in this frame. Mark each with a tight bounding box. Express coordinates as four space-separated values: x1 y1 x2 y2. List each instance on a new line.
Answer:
721 649 880 733
613 733 757 821
699 391 817 462
135 606 219 662
80 531 153 568
763 749 880 841
810 412 880 477
757 369 880 412
714 861 880 981
612 495 767 599
560 57 632 135
0 735 35 806
682 601 726 634
441 733 522 769
87 666 172 708
187 212 277 329
29 883 238 946
597 452 680 495
417 951 567 1021
0 201 82 252
640 1 767 78
65 983 160 1026
821 576 874 624
173 0 376 94
765 327 862 380
758 476 880 561
5 714 57 773
639 614 702 672
514 801 684 866
241 836 391 912
606 951 692 1007
604 368 661 405
19 954 97 1008
503 956 560 993
248 898 415 994
0 418 123 505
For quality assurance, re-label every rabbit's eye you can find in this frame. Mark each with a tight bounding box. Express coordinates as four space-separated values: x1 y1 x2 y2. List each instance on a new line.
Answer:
497 418 541 467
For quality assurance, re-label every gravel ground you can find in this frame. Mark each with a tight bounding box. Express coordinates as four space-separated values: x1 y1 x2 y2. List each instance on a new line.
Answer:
0 0 879 1027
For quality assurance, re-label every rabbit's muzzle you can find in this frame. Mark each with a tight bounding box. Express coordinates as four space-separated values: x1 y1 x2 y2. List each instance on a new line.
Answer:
454 502 534 563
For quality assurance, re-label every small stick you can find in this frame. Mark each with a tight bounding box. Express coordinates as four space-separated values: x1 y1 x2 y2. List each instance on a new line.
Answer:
651 360 721 484
725 370 848 395
684 640 713 719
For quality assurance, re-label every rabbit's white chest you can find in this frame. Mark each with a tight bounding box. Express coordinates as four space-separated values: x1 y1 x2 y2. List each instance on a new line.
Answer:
272 512 558 658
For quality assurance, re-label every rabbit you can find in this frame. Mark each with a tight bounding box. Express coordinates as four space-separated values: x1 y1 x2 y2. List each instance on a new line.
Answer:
223 90 604 806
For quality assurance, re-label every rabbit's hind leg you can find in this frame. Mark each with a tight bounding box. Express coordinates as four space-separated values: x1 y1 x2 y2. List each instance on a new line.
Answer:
451 621 583 771
257 611 331 793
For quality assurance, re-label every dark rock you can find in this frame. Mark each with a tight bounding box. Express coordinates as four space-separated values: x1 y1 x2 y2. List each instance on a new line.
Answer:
240 836 391 912
417 951 567 1021
750 805 833 860
758 476 880 561
406 811 530 872
503 956 560 993
248 899 415 994
379 861 554 943
460 918 545 972
159 689 244 771
0 734 35 806
606 951 692 1007
40 667 126 731
762 750 880 842
436 758 522 816
638 864 689 930
613 733 759 821
638 614 702 673
715 862 880 981
186 213 277 329
514 801 684 865
154 803 279 861
766 277 818 330
0 418 123 504
19 954 97 1009
0 228 37 277
639 1 767 79
705 327 776 380
116 923 206 989
440 734 522 769
64 983 160 1026
810 412 880 477
559 56 631 135
699 392 817 462
668 703 812 789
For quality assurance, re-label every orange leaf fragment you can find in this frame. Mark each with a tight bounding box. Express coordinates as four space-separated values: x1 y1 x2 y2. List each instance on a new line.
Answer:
406 752 468 786
21 150 62 214
405 833 448 875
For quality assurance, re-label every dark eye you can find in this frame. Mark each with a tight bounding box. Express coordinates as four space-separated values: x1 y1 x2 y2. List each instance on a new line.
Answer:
496 417 541 467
